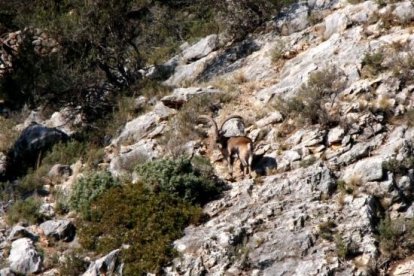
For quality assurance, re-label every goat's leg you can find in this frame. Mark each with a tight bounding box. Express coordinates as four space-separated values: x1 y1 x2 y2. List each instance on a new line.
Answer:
240 158 249 177
228 155 235 178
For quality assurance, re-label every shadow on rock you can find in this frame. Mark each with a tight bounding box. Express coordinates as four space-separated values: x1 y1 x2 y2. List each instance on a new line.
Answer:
252 155 277 176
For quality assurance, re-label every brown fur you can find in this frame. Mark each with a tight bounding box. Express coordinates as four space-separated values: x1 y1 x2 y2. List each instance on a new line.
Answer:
200 115 254 178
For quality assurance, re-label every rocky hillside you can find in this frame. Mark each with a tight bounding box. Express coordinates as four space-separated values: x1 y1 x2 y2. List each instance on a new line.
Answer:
1 0 414 275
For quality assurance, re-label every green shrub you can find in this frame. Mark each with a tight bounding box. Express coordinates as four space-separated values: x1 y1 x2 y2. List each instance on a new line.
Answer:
70 171 119 220
7 196 43 225
13 140 87 197
361 51 385 77
274 67 345 126
0 116 19 152
382 157 414 177
59 252 89 276
376 216 414 260
271 40 287 64
160 94 224 157
42 140 87 166
78 183 203 275
135 157 222 205
318 220 337 241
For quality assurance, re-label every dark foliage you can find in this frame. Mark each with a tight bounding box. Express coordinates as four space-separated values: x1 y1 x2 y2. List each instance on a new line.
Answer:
78 183 203 274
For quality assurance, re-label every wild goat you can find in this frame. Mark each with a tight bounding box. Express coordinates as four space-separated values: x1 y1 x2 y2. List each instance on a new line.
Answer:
199 115 253 178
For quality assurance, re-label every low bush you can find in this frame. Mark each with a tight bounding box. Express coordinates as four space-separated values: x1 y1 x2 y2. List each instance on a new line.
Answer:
70 171 119 220
135 157 223 205
0 116 19 153
274 67 346 126
318 220 337 241
382 157 414 177
361 51 385 77
377 217 414 259
160 94 224 157
7 196 43 225
58 252 89 276
78 183 203 275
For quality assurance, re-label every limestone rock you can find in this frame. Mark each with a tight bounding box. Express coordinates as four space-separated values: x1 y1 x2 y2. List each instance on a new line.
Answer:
182 34 219 63
0 268 13 276
82 249 122 276
275 4 309 36
112 102 175 145
164 52 219 86
109 139 159 177
48 164 72 178
39 219 76 242
255 112 283 128
327 126 345 145
161 87 221 109
393 1 414 23
8 238 42 274
220 116 246 137
342 156 384 183
324 11 348 39
8 226 38 242
39 203 55 219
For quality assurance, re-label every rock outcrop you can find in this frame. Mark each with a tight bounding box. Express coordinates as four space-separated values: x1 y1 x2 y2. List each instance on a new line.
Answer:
8 238 42 274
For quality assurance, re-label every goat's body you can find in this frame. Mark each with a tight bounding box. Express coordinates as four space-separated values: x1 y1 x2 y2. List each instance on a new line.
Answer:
199 115 254 179
221 136 253 177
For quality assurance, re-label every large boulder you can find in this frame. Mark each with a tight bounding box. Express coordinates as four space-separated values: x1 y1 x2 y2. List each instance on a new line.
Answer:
161 87 221 109
5 123 69 179
82 249 122 276
39 219 76 242
182 34 219 63
8 226 38 242
8 238 42 274
275 3 309 36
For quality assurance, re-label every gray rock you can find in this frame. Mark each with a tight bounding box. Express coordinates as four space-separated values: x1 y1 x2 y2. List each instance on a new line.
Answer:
327 126 345 145
82 249 122 276
282 150 301 162
8 238 42 274
161 87 221 109
346 1 379 24
337 134 384 165
164 52 218 86
39 203 55 218
220 116 246 137
109 140 157 177
309 163 336 195
255 112 283 128
0 268 14 276
113 103 175 145
144 63 175 80
39 219 75 242
182 34 219 63
255 27 365 103
342 156 384 183
276 4 309 36
397 176 413 198
8 226 38 242
324 11 348 39
393 1 414 23
48 164 72 178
